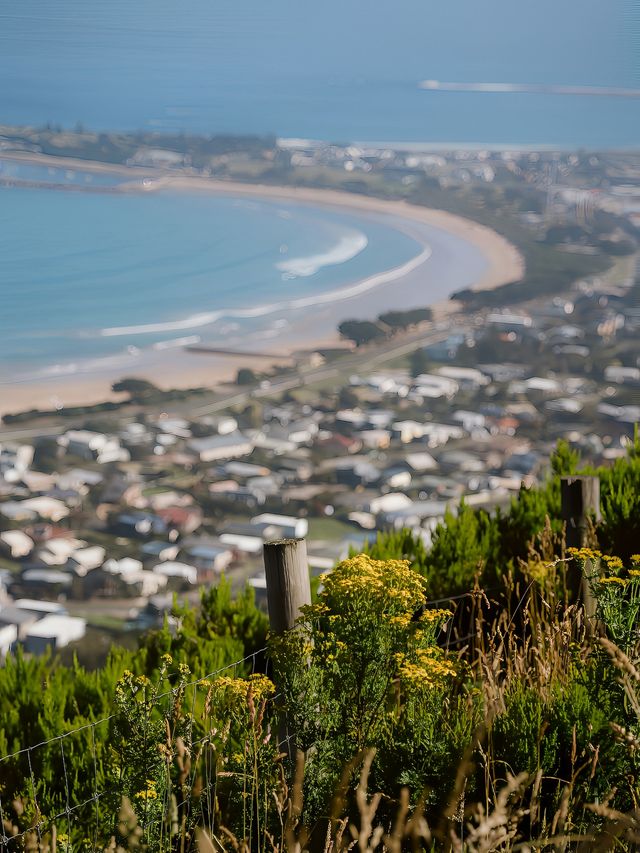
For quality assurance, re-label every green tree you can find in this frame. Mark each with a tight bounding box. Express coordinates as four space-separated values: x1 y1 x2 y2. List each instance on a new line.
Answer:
409 347 430 378
337 319 386 347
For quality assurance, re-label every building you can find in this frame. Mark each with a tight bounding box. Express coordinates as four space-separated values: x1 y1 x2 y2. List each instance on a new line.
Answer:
188 433 254 463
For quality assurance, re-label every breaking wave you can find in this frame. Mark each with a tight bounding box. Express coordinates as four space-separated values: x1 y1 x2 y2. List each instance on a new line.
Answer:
276 232 368 278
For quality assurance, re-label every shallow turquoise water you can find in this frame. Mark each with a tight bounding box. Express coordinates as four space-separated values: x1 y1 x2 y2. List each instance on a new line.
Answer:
0 184 428 378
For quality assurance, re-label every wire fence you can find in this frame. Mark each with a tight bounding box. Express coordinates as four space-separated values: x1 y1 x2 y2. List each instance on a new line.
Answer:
0 648 269 850
0 589 503 848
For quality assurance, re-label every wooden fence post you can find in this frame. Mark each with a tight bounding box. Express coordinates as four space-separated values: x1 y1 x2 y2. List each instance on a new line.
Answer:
263 538 311 760
263 538 311 636
560 475 601 624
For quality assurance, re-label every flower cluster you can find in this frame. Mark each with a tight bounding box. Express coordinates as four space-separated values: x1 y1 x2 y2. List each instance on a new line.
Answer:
396 648 456 692
320 554 427 614
134 779 158 801
210 673 275 709
598 576 628 587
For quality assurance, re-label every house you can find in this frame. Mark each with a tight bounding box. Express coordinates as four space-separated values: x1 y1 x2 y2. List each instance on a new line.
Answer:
367 493 412 515
510 377 562 396
380 467 412 490
112 512 173 540
18 497 70 522
0 529 34 559
435 366 490 390
412 373 459 400
604 365 640 385
0 605 38 642
218 533 265 555
67 545 106 576
117 569 168 597
478 364 526 383
183 541 234 576
452 411 486 431
154 417 191 439
0 623 17 657
35 537 86 566
188 433 254 463
103 557 143 576
153 561 198 585
0 442 34 481
156 505 203 535
333 459 380 488
59 430 130 464
222 461 271 480
19 568 74 596
0 502 38 523
315 433 363 455
141 541 180 563
391 421 430 443
381 499 450 531
250 513 309 540
358 429 392 450
146 490 193 511
23 615 86 655
201 415 238 436
404 452 438 473
14 598 68 617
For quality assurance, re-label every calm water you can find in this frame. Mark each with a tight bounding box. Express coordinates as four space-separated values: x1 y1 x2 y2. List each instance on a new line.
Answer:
1 0 638 147
0 183 433 380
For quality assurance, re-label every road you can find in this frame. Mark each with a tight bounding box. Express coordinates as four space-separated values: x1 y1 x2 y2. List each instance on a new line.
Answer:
0 322 465 441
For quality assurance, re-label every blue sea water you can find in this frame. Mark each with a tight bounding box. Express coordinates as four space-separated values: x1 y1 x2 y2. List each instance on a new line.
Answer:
0 183 429 380
0 0 638 148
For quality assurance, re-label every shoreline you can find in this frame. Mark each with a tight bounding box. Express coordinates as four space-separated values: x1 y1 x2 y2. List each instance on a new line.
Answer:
0 155 524 418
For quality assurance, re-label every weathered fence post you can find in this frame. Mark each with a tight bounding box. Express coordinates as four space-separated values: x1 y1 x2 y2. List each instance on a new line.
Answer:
560 475 601 624
263 538 311 635
263 538 311 759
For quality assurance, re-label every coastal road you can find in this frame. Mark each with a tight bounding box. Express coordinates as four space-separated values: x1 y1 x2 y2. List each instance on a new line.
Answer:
189 321 465 417
0 322 466 442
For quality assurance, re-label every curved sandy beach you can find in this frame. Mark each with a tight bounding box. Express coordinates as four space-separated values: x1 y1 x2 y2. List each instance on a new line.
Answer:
0 155 524 416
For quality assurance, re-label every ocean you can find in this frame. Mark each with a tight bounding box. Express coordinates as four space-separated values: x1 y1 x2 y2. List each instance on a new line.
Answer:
0 179 430 382
0 0 636 389
1 0 638 148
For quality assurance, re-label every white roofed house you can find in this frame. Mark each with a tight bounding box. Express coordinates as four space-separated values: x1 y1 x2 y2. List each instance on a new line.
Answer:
604 365 640 385
412 373 459 400
153 561 198 586
183 541 234 580
141 541 180 563
23 615 86 655
250 513 309 540
188 432 254 464
0 529 34 560
59 430 130 464
0 442 35 482
98 558 168 597
451 411 487 433
434 366 490 390
0 623 17 658
16 497 70 523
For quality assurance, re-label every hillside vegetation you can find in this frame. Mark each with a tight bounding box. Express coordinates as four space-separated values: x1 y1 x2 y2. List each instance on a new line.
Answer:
1 440 640 850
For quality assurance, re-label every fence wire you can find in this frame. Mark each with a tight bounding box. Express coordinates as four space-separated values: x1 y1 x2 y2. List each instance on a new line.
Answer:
0 648 267 850
0 591 501 848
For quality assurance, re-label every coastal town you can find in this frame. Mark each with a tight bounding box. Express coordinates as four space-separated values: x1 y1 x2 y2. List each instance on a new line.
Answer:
0 126 639 660
0 210 638 660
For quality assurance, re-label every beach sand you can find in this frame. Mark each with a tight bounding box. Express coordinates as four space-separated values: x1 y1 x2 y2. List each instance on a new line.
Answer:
0 158 524 417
